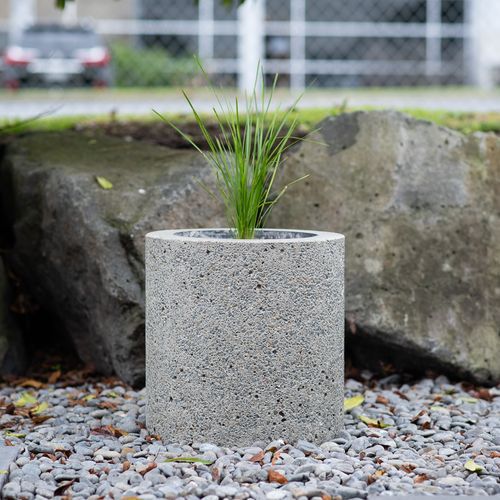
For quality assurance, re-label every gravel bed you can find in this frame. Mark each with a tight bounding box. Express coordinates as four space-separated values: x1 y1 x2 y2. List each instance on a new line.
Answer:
1 374 499 499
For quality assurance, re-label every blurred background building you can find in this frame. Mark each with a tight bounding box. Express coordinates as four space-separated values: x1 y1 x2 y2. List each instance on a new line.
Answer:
0 0 499 91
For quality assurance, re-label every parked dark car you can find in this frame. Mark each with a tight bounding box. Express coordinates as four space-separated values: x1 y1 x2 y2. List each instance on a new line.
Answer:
2 24 113 88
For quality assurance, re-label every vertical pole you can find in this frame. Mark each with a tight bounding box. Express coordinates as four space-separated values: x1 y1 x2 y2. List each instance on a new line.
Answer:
463 0 477 85
9 0 35 41
290 0 306 91
425 0 442 80
237 0 264 93
198 0 214 65
467 0 500 88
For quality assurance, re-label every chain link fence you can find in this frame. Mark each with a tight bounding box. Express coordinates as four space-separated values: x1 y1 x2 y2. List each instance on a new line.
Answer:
1 0 500 90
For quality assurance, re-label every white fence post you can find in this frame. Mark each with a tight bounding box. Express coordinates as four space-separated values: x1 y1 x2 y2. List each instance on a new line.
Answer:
290 0 306 91
468 0 500 88
425 0 442 79
198 0 214 66
237 0 264 93
9 0 35 40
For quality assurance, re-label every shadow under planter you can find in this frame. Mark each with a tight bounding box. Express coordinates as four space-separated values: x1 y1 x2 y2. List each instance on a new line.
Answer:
145 229 345 446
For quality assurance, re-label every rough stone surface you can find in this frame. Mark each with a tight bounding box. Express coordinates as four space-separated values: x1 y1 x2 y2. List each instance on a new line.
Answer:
0 259 24 376
270 110 500 384
1 113 499 386
0 132 225 386
145 229 345 445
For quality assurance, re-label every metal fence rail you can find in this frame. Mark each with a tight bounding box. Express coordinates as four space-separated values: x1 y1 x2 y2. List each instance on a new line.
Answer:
1 0 500 90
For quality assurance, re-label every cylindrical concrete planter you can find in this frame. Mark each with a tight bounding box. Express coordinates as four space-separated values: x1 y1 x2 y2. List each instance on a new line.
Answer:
145 228 344 446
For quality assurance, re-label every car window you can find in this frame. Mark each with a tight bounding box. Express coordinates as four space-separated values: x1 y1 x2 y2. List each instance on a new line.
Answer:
19 32 100 51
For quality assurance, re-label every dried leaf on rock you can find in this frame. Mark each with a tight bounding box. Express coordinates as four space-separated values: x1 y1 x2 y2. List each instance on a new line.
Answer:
18 379 44 389
375 395 389 405
14 392 37 407
268 469 288 484
475 389 493 401
249 450 265 462
344 395 364 411
458 397 478 404
211 466 220 481
48 370 61 384
96 176 113 189
98 401 118 410
31 415 53 425
138 463 157 476
164 457 214 465
430 405 448 412
271 450 282 465
4 431 26 438
464 459 483 473
32 402 49 415
359 415 391 428
91 425 128 438
400 463 416 473
411 409 426 423
54 479 76 496
394 390 409 401
414 474 429 483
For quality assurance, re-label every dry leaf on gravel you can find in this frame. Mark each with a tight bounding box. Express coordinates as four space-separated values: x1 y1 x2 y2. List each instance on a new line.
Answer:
359 415 391 428
48 370 62 384
271 450 282 465
54 479 76 496
18 379 44 389
414 474 429 483
375 395 389 405
211 467 220 481
14 392 37 407
91 425 128 438
268 470 288 484
344 395 364 411
464 459 483 473
138 463 157 476
249 450 265 462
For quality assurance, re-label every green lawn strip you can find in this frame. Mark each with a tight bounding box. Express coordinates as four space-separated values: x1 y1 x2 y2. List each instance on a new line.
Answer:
2 107 499 136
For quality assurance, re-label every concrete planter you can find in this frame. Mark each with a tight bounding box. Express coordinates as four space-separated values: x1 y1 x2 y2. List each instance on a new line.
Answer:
145 228 344 446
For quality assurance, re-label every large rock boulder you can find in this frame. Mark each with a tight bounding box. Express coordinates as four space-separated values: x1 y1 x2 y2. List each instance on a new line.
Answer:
0 259 25 376
270 111 500 384
0 132 224 386
1 112 498 386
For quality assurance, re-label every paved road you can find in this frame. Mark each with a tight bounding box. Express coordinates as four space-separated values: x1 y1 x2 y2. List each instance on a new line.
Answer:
1 88 500 119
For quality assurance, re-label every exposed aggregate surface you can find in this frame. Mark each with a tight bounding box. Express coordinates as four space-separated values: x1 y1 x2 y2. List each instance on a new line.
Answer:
1 374 499 499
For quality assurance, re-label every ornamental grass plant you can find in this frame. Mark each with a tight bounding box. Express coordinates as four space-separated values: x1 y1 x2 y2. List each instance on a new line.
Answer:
156 63 308 239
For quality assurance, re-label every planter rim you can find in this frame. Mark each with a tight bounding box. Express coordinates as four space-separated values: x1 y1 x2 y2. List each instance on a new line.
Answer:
146 228 344 243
